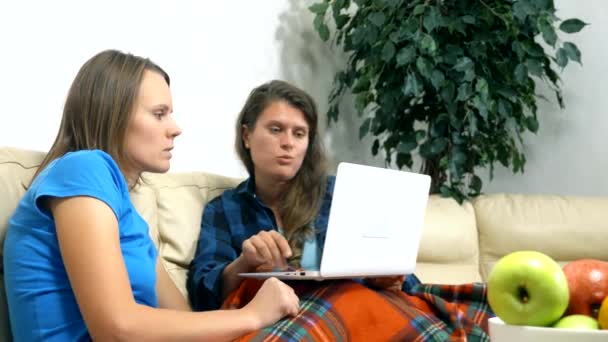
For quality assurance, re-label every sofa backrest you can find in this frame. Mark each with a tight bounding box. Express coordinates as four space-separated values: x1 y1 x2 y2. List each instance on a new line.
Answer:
474 193 608 280
0 147 481 341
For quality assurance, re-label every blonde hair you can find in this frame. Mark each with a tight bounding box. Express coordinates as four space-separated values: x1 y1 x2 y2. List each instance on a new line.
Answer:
32 49 169 182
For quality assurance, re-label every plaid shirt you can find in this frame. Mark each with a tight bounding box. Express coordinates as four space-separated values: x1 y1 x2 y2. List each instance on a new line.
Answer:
187 176 336 311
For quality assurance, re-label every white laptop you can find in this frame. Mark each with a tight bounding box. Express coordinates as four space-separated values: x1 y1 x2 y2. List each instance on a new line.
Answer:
238 162 431 281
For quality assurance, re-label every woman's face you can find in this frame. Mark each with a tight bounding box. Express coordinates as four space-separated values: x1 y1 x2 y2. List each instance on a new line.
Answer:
123 70 181 180
243 100 310 184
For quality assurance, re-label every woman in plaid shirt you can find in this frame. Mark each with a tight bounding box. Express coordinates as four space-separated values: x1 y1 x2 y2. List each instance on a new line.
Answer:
188 80 408 311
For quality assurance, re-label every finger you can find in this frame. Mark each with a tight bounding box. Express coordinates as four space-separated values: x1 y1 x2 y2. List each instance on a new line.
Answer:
242 239 265 266
270 231 292 259
249 236 274 264
286 291 300 316
259 232 287 268
255 263 273 272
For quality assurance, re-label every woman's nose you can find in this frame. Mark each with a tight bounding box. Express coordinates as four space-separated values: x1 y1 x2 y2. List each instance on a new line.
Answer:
280 133 294 148
168 117 182 138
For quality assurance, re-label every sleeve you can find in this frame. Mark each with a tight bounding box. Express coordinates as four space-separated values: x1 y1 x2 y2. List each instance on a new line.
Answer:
33 151 125 221
187 198 240 311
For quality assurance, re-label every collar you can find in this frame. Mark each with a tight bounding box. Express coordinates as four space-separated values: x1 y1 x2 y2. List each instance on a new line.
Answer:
235 176 256 198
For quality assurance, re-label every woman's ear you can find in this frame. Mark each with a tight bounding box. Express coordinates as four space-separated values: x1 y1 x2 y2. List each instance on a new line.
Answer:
242 124 250 149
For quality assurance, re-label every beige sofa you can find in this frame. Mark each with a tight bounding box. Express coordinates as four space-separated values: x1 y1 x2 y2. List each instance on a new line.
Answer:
2 147 608 341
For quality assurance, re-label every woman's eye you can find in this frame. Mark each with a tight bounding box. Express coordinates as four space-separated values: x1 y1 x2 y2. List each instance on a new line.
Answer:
154 112 164 119
270 126 281 133
295 131 307 138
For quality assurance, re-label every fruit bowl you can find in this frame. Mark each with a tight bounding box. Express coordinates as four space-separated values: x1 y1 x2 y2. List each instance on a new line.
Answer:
489 317 608 342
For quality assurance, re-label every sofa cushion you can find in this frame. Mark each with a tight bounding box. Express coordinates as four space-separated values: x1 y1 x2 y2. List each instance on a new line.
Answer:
416 196 481 284
141 172 240 296
475 193 608 281
0 148 46 342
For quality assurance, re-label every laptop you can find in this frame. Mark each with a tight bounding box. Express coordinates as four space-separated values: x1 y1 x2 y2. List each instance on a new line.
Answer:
238 162 431 281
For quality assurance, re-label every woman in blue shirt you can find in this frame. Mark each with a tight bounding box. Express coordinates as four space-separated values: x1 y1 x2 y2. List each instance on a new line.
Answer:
3 50 299 341
187 80 408 311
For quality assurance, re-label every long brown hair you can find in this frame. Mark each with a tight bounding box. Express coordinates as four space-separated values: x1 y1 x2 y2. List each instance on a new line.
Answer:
32 49 169 182
235 80 328 265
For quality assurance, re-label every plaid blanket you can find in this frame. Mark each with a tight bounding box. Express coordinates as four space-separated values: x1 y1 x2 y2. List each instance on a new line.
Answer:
222 277 493 342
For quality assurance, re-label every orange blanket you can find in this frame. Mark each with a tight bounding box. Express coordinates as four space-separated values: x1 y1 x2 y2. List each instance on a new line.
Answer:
222 278 492 341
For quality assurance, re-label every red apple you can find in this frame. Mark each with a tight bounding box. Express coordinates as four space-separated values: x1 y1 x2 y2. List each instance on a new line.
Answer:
563 259 608 318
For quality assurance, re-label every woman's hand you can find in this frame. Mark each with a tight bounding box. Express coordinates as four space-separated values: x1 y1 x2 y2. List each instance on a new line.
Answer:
241 230 292 271
364 275 406 291
242 277 300 328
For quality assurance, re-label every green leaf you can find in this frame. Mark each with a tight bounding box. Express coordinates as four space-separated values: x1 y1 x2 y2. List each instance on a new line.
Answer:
313 15 330 41
413 4 426 15
396 46 416 66
396 152 413 169
423 7 442 32
431 69 445 90
559 18 588 33
382 41 396 62
521 41 545 57
308 2 329 15
555 48 568 68
526 59 543 77
431 137 449 155
403 73 422 96
531 0 553 11
397 135 418 154
415 130 426 142
451 148 467 174
457 83 472 101
526 116 539 133
334 14 350 29
365 26 379 44
416 57 432 77
327 104 339 123
497 146 509 167
431 113 449 137
515 63 528 83
372 139 380 156
475 78 489 100
439 185 454 198
473 96 488 120
359 117 371 139
498 99 513 117
470 175 482 194
462 15 476 25
454 57 473 72
463 68 476 82
420 35 437 54
511 41 525 59
419 141 433 158
563 42 582 64
352 75 370 93
539 18 557 47
513 1 535 21
355 93 368 113
441 81 455 103
368 12 386 27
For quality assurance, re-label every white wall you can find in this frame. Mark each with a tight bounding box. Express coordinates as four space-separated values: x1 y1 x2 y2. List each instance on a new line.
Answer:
0 0 290 178
1 0 606 196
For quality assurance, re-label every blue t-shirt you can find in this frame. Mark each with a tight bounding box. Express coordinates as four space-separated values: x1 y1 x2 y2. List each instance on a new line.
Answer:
3 150 158 342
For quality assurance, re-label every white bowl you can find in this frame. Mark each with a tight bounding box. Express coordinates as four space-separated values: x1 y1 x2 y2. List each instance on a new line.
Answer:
488 317 608 342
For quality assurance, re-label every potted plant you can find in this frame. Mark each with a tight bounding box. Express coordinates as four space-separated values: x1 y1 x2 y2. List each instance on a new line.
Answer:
309 0 587 202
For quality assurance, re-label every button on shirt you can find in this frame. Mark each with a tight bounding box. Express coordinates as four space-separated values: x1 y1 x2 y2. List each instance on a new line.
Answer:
187 176 335 311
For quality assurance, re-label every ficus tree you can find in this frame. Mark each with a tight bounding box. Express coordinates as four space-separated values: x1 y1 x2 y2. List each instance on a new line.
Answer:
310 0 587 202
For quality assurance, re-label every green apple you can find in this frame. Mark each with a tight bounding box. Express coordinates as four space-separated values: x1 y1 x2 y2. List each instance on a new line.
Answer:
553 314 599 330
487 250 569 326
